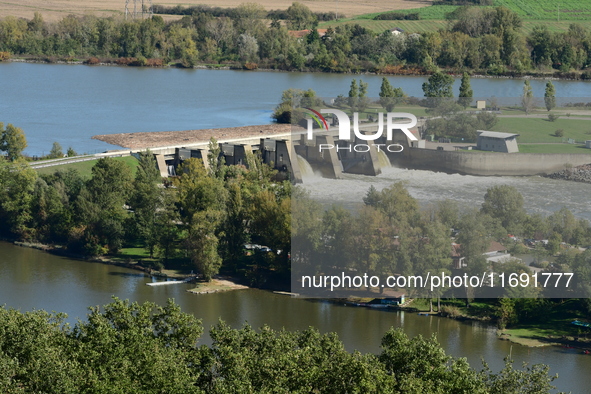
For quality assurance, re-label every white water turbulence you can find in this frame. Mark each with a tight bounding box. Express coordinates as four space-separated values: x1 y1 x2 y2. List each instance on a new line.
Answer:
377 150 391 168
297 155 316 178
302 166 591 221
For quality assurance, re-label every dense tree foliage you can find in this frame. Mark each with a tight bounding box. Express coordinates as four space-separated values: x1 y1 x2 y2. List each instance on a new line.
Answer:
0 123 27 161
0 131 292 284
0 298 560 393
2 5 591 75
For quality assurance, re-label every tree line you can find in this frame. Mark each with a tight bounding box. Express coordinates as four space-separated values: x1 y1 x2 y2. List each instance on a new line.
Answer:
293 182 591 305
1 4 591 75
0 133 291 285
0 297 561 393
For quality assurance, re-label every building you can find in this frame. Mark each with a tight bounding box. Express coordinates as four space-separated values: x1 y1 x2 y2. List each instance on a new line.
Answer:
586 140 591 149
389 27 405 35
476 130 519 153
452 240 520 268
476 100 486 109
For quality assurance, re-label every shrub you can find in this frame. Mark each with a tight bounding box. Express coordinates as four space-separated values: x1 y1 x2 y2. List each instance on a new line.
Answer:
243 62 258 70
0 51 11 61
440 305 462 318
85 57 100 65
554 129 564 137
146 58 164 67
548 113 559 122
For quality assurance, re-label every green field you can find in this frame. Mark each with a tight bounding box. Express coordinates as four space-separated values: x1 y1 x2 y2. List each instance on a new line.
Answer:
35 156 139 178
491 117 591 143
319 0 591 34
517 143 590 154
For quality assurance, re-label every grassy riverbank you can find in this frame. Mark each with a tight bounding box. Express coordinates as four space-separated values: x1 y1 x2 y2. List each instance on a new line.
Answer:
35 156 139 178
408 298 591 348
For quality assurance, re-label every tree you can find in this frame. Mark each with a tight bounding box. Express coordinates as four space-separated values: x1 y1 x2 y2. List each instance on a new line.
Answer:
49 142 63 159
348 79 359 110
544 81 556 112
422 72 454 108
481 185 527 234
286 2 318 30
521 80 534 115
130 151 162 257
358 79 370 113
75 158 133 254
458 72 473 108
378 78 405 112
66 146 77 157
0 123 27 161
237 33 259 62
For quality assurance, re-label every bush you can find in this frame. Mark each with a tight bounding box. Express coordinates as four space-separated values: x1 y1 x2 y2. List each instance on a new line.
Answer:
554 129 564 137
440 305 462 318
243 62 258 70
374 12 420 20
85 57 100 65
0 51 11 61
548 113 559 122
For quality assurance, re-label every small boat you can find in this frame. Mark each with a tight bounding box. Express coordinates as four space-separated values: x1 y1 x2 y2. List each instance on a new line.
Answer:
146 276 194 286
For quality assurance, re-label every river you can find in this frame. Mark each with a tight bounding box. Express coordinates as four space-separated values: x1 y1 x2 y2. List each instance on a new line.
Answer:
1 62 591 156
0 241 588 393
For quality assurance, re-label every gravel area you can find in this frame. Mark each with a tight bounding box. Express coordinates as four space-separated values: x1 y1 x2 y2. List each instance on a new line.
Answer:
92 124 291 150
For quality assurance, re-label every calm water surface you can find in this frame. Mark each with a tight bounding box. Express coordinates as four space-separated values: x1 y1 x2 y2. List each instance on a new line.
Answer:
2 62 591 155
0 242 589 393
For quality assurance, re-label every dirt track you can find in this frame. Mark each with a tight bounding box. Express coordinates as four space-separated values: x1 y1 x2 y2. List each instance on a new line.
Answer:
0 0 431 21
92 124 291 150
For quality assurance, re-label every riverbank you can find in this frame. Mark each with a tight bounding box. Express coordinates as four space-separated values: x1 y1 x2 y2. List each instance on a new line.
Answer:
10 240 249 293
6 57 591 82
545 163 591 184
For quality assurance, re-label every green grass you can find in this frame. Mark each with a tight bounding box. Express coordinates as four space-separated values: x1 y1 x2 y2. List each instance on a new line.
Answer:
491 117 591 143
495 0 591 20
517 143 591 153
35 156 139 178
503 299 590 346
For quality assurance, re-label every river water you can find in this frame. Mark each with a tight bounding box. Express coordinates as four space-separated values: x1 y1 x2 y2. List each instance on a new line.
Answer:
2 62 591 155
0 241 589 393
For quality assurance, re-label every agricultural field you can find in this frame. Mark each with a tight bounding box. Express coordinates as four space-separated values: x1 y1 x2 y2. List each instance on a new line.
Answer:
320 0 591 34
320 14 591 34
495 0 591 21
0 0 431 21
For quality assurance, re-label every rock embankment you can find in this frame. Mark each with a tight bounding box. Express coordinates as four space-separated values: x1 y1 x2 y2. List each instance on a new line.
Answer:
545 163 591 184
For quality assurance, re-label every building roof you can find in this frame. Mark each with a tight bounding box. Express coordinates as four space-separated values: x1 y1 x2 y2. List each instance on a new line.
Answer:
477 130 519 139
486 241 507 254
288 29 328 38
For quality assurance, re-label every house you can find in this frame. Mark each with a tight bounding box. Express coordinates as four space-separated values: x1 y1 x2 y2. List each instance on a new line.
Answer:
389 27 405 35
483 241 517 264
452 240 520 268
476 100 486 109
476 130 519 153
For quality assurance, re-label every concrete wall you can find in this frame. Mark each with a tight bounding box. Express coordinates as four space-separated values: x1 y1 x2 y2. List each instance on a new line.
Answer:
399 149 591 176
